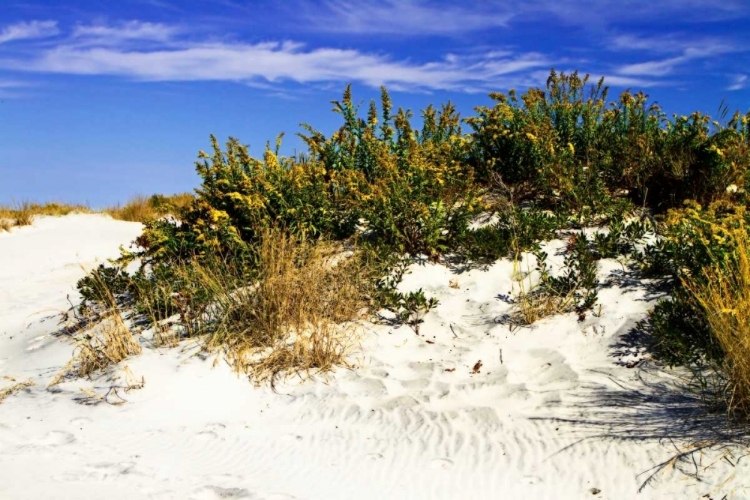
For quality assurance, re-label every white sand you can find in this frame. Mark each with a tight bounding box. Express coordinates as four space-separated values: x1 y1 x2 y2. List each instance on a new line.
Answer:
1 214 748 499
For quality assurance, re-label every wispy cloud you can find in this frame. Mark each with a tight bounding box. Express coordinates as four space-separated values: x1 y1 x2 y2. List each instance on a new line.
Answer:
523 0 749 25
610 33 739 56
71 21 181 43
728 74 748 91
0 20 59 44
1 17 741 95
304 0 512 35
0 78 33 99
300 0 750 36
6 37 551 92
0 19 557 93
616 56 689 77
612 34 744 78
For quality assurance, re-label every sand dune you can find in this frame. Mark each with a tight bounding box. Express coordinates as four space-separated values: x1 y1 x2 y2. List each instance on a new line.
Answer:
1 214 748 499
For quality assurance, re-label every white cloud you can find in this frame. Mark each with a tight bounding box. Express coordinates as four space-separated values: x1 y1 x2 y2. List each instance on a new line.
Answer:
2 18 731 94
610 34 739 56
3 31 553 92
727 74 748 91
616 56 687 77
594 74 663 88
72 21 181 43
0 21 59 44
613 37 742 77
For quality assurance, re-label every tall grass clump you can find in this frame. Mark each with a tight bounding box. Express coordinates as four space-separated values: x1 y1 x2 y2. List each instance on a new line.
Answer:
195 229 371 382
682 223 750 419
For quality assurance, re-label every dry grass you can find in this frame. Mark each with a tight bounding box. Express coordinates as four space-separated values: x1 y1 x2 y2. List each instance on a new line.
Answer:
72 314 142 378
51 279 141 384
0 201 91 229
105 195 155 222
0 195 193 228
105 193 194 222
684 227 750 420
54 227 369 385
0 377 35 404
513 267 579 325
191 229 371 384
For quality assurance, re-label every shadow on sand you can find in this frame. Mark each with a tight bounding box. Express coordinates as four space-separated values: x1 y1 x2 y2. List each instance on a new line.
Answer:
537 318 750 494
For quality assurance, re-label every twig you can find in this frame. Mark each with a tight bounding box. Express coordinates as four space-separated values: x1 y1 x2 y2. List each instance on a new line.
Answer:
450 323 459 339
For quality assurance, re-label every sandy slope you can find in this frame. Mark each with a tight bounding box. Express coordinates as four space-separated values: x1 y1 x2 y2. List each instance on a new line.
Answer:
0 214 748 500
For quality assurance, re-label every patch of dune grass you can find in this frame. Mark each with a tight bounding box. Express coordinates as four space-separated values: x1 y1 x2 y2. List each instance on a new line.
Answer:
179 229 371 384
51 274 142 385
66 228 372 385
105 193 194 222
0 201 91 229
0 201 91 231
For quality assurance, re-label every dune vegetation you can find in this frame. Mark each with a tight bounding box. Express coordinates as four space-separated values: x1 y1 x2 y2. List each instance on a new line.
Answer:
0 193 194 232
62 70 750 420
0 201 92 230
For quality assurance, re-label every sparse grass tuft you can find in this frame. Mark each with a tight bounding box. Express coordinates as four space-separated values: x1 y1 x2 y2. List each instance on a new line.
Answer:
71 314 142 379
512 234 599 325
53 274 141 384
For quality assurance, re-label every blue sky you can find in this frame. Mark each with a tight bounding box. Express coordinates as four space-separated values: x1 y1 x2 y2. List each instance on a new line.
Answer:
1 0 749 207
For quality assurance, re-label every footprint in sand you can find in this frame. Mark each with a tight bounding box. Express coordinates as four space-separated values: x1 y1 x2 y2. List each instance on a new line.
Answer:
70 416 93 428
196 431 219 441
196 423 227 440
36 430 75 447
53 462 139 482
429 458 454 470
341 378 387 397
189 486 253 499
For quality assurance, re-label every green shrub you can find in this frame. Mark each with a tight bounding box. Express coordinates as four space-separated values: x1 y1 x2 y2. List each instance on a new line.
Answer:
591 215 650 260
467 70 750 213
461 207 564 263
